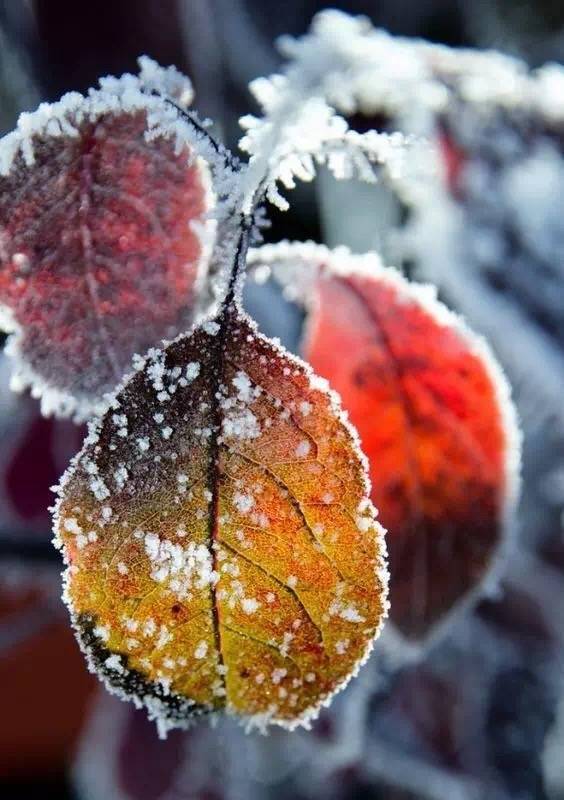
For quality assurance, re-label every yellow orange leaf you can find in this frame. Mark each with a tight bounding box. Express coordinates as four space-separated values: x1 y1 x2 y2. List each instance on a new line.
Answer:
53 303 388 734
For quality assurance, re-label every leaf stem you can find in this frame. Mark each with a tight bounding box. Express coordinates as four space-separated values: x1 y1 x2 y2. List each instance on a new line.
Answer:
163 97 240 173
162 96 258 309
222 214 253 311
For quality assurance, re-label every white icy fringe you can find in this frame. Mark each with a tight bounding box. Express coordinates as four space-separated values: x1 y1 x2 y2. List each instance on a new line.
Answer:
137 55 194 108
273 9 564 135
2 57 179 174
51 295 389 737
252 10 564 210
249 241 522 650
0 56 237 422
273 11 564 339
0 54 235 209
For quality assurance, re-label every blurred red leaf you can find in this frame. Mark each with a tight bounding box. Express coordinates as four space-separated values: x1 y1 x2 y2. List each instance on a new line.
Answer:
4 410 84 526
0 358 85 536
74 693 227 800
253 243 520 642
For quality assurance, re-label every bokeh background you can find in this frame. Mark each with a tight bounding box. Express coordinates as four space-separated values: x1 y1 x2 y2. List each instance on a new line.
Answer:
1 2 564 799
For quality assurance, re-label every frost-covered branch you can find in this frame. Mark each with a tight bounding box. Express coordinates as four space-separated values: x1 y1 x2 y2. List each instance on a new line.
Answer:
271 10 564 133
243 9 564 214
237 20 417 212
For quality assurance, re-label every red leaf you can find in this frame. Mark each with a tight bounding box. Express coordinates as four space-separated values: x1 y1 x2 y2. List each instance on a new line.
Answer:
74 693 228 800
0 61 217 421
252 243 520 642
5 411 84 525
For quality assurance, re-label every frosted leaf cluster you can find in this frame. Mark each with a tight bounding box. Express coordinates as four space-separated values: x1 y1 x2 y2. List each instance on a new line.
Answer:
0 31 420 421
1 8 560 799
273 11 564 433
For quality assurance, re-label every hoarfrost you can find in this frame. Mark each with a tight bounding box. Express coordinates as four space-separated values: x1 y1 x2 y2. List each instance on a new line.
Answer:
104 654 124 674
185 362 200 382
233 492 254 514
143 534 216 597
238 13 414 212
194 641 208 659
241 597 261 615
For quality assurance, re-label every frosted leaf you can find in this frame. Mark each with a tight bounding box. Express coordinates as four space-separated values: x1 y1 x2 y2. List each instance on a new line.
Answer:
53 292 388 734
275 10 564 135
253 10 564 211
0 58 241 422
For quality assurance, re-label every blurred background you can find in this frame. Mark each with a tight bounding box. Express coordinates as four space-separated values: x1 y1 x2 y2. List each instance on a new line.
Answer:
1 1 564 799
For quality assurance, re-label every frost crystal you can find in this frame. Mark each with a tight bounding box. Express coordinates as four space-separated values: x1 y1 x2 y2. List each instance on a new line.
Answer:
143 534 216 598
185 362 200 382
194 641 208 659
233 492 254 514
241 597 261 615
104 654 124 674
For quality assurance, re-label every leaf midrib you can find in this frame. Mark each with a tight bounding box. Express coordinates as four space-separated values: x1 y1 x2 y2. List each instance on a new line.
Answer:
78 123 123 383
205 316 229 701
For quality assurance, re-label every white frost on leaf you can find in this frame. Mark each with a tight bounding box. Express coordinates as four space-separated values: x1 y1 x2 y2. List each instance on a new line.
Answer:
143 533 217 598
104 654 124 674
233 492 255 515
271 10 564 135
242 9 564 213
